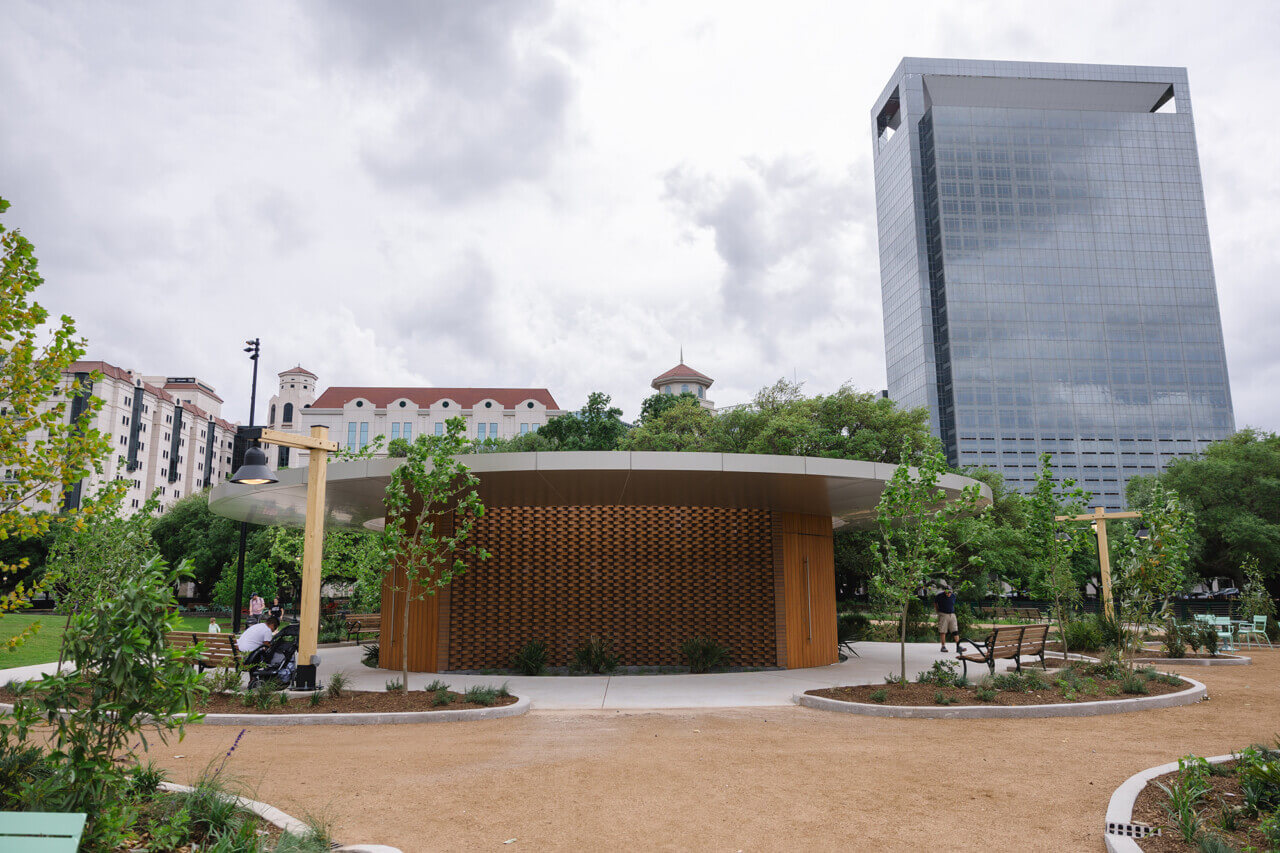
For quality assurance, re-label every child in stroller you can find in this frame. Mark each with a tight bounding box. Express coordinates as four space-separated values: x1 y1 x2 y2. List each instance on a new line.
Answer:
245 623 299 690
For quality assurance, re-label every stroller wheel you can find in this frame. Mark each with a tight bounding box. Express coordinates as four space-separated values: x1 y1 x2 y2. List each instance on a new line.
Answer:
247 678 262 690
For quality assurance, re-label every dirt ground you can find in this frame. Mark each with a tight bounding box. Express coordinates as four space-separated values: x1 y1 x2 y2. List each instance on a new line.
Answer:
147 649 1280 852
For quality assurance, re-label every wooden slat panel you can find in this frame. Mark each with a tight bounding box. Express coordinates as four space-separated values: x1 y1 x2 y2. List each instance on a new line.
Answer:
779 512 833 537
772 514 787 667
442 505 777 669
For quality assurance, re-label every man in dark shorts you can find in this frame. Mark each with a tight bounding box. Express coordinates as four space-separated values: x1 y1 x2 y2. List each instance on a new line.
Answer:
935 584 959 652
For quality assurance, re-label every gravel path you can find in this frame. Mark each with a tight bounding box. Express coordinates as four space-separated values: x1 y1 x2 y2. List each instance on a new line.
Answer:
149 649 1280 851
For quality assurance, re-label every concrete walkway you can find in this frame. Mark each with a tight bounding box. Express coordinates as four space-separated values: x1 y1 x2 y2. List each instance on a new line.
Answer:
318 642 1024 710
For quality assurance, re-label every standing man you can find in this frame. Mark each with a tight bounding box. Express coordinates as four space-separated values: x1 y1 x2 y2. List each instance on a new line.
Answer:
935 583 959 652
248 592 264 625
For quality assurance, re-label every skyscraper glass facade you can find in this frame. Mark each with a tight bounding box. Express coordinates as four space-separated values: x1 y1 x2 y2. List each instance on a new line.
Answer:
872 59 1234 509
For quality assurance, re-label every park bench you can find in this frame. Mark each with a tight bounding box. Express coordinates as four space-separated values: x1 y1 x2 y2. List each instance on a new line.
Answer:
956 623 1050 678
345 614 381 643
0 811 86 851
166 631 241 672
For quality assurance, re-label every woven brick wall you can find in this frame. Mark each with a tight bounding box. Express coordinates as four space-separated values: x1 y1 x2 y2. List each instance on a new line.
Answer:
445 505 777 669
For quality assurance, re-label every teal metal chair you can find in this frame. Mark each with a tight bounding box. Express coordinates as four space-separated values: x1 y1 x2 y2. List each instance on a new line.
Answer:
0 812 86 852
1237 615 1273 649
1211 616 1235 651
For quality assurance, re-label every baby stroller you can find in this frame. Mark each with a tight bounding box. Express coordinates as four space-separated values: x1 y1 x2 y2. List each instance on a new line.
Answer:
245 623 298 690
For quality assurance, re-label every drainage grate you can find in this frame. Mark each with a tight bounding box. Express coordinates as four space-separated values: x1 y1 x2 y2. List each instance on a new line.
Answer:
1107 821 1161 838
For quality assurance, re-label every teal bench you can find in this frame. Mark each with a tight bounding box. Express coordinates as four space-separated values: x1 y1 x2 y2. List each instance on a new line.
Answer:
0 812 87 851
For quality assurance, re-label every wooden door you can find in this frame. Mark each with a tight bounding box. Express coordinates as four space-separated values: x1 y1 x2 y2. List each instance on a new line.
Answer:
782 527 837 668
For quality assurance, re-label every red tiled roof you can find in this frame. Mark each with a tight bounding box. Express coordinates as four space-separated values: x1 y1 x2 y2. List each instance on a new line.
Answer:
67 360 132 384
141 382 174 404
651 363 713 387
310 387 560 411
162 382 223 403
279 365 317 379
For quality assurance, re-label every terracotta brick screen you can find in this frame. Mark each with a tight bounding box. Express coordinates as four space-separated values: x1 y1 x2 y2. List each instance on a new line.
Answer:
445 505 778 669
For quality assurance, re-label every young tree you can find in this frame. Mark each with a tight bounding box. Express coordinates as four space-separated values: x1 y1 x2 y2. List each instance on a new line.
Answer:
0 197 113 649
381 417 490 685
873 446 985 681
1024 454 1090 659
1113 482 1194 656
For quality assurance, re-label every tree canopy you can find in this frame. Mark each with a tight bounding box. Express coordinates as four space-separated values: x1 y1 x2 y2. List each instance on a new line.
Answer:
1127 429 1280 583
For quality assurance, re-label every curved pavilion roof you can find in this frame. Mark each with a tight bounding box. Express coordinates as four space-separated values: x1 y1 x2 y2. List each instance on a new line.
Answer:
208 451 991 532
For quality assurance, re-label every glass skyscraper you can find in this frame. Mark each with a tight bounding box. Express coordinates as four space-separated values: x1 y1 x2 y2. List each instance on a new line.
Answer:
871 58 1235 509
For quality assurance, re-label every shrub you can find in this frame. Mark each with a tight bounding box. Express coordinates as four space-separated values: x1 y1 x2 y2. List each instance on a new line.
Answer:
837 611 871 645
317 614 346 644
1197 624 1220 657
1120 673 1149 695
932 691 956 706
496 682 512 698
974 686 997 702
308 690 323 707
679 637 732 673
431 688 453 707
869 688 888 704
1157 773 1210 844
424 678 449 693
326 672 349 699
573 637 620 674
511 639 549 676
203 667 243 695
916 659 963 688
385 679 404 692
1087 648 1127 680
1162 620 1188 658
361 644 380 668
1062 617 1103 653
464 685 500 706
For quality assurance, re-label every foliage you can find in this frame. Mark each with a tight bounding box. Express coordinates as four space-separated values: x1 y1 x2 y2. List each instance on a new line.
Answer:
836 611 871 645
211 559 280 610
317 613 346 644
915 659 964 688
1163 619 1189 658
868 688 888 704
463 685 500 706
572 636 619 673
387 437 410 458
204 667 243 694
872 446 984 680
385 678 404 692
151 490 248 594
533 392 628 451
1024 454 1090 658
1156 772 1209 844
1238 555 1277 624
1114 482 1194 655
1127 429 1280 585
431 687 453 706
951 467 1035 599
636 391 700 425
1062 616 1105 653
621 395 718 452
44 487 159 617
0 196 114 596
381 416 489 686
511 639 549 676
0 556 206 846
423 678 449 693
361 643 380 668
262 524 382 589
679 636 731 673
326 671 348 699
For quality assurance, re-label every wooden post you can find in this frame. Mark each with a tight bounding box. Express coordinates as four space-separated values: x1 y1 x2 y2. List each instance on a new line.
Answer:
298 425 330 665
1093 507 1114 621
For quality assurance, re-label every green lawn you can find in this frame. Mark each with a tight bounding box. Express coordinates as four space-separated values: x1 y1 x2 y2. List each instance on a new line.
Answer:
1 613 231 670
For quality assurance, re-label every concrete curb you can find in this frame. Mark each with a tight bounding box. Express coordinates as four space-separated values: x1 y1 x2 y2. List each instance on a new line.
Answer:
1103 753 1234 853
793 675 1206 719
1128 654 1250 666
157 782 401 852
0 695 530 726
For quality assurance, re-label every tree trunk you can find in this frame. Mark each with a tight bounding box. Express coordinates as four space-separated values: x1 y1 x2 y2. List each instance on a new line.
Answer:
899 600 909 682
400 572 410 687
1056 595 1069 660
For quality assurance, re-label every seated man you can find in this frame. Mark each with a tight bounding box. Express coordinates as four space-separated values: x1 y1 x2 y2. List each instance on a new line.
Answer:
236 615 279 654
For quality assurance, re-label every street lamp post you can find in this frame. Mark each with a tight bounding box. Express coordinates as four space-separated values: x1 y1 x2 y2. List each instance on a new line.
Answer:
1054 506 1143 621
231 338 261 637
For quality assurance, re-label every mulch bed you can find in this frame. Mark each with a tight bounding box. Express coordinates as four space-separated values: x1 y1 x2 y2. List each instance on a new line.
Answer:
198 689 518 715
808 667 1187 708
1129 760 1270 852
1127 652 1232 661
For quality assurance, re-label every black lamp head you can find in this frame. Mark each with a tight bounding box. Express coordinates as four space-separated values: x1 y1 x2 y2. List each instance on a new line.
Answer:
230 444 278 485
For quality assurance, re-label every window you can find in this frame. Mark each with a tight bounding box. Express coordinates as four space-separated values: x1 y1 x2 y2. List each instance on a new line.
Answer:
681 384 689 394
347 422 357 450
490 422 498 436
402 423 411 441
391 423 400 440
435 423 444 436
698 387 704 398
283 403 294 423
664 385 671 393
520 424 529 435
269 404 276 424
359 422 369 448
477 423 486 440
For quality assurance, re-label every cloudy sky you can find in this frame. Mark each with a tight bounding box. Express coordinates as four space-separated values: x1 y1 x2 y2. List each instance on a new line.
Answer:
2 1 1277 427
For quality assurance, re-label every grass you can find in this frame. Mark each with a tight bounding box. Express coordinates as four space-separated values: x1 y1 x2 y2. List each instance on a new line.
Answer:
1 613 232 669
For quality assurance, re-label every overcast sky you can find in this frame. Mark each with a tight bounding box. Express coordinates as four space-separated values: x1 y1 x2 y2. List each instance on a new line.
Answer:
3 1 1277 428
